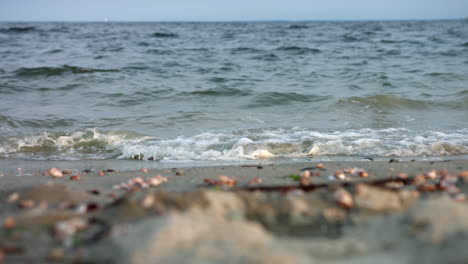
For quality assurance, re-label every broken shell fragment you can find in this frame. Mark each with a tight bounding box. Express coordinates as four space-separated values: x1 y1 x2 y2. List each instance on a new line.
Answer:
48 168 63 178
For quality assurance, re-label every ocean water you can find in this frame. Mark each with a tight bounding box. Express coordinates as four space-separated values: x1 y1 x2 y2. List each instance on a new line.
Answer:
0 21 467 162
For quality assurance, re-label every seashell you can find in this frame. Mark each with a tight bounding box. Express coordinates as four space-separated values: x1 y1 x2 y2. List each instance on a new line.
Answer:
334 171 346 180
425 170 437 179
48 168 63 178
334 189 353 209
69 174 80 180
358 171 369 178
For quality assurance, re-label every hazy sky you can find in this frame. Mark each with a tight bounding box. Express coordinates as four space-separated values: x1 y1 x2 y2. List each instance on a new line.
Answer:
0 0 467 21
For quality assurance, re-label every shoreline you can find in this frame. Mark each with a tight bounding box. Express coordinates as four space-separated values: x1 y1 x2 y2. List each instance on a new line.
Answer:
1 159 468 263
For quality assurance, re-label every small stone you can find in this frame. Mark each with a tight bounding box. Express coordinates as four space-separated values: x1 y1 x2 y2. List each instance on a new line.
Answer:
316 163 324 169
397 173 408 179
417 183 436 192
175 169 185 176
334 189 353 209
300 170 311 178
425 170 437 179
48 168 63 178
6 192 19 203
141 195 155 208
98 171 105 177
389 159 399 163
62 170 72 174
69 174 80 181
358 171 369 178
141 168 150 173
334 171 346 180
2 216 15 229
18 199 35 209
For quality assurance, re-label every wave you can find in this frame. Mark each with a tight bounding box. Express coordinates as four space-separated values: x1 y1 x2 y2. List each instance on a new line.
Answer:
0 26 36 33
14 65 119 77
0 128 466 160
337 95 435 109
247 92 327 108
182 87 252 97
275 46 321 55
286 25 309 29
151 32 178 38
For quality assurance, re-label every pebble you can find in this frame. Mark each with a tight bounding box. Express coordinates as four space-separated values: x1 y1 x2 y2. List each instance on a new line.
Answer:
334 171 346 180
334 189 353 209
98 171 105 177
458 171 468 179
2 216 15 229
316 163 324 169
69 174 80 181
48 168 63 178
175 169 185 176
358 171 369 178
62 170 72 174
6 193 19 203
18 199 35 209
300 170 311 178
141 168 150 173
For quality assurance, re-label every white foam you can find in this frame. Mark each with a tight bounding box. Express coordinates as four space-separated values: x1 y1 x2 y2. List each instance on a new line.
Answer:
0 127 467 160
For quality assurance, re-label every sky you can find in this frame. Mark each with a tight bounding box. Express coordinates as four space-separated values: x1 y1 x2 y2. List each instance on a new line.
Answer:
0 0 467 22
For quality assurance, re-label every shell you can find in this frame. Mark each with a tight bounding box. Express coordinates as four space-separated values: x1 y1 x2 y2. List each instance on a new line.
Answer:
48 168 63 178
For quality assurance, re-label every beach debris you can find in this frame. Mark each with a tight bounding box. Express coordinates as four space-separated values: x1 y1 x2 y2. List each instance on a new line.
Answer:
141 168 150 173
88 189 101 195
175 169 185 176
6 192 19 203
69 174 80 181
203 175 237 187
334 189 353 209
98 171 105 177
62 170 72 174
241 165 264 169
2 216 15 229
47 168 63 178
112 175 168 190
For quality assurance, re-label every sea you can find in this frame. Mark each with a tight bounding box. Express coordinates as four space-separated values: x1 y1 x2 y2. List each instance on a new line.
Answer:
0 20 467 165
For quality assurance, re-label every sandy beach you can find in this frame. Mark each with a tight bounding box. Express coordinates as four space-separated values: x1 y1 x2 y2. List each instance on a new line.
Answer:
1 159 468 263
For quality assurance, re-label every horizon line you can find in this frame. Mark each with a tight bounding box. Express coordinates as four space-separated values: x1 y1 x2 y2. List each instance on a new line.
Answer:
0 17 466 23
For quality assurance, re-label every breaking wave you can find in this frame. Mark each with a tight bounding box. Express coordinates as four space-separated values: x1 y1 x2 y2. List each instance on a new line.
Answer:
0 128 466 161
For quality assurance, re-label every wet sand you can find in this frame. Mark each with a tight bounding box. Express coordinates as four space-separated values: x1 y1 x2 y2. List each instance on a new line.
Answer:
1 159 468 263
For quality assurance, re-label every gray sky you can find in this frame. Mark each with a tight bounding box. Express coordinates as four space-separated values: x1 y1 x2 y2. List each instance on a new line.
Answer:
0 0 467 21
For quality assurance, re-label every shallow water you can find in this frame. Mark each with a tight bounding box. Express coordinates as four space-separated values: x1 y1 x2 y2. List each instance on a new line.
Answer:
0 21 467 161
